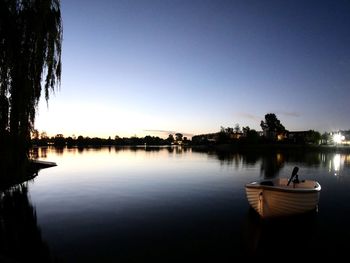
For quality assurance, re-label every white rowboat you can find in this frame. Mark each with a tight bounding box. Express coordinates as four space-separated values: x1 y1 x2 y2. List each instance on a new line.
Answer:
245 167 321 218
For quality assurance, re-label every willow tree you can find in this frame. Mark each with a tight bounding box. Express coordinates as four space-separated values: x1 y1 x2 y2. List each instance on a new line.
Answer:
0 0 62 177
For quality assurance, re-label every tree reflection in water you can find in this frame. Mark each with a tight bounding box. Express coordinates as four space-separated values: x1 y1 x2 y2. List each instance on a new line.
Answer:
192 147 350 179
260 152 285 179
0 184 56 262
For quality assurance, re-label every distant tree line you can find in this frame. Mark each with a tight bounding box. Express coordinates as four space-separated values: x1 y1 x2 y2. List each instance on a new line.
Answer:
32 113 326 148
192 113 321 146
31 132 189 147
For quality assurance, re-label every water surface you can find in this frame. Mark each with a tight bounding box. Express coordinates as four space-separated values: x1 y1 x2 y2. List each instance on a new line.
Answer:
2 147 350 261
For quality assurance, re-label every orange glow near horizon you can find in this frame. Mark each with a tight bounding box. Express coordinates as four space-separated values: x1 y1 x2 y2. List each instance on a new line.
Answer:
35 100 199 139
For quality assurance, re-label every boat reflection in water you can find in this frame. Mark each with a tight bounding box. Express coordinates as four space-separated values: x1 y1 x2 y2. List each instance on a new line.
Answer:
241 208 319 258
0 184 56 262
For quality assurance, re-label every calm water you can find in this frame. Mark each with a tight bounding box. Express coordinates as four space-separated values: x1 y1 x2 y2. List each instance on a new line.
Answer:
1 146 350 261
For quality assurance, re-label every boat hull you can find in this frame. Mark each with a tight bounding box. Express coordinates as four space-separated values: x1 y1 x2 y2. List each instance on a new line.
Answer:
245 179 321 218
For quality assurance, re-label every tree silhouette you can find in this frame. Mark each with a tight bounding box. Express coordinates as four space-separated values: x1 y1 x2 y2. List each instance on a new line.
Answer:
175 133 183 142
260 113 286 141
166 134 174 144
0 0 62 178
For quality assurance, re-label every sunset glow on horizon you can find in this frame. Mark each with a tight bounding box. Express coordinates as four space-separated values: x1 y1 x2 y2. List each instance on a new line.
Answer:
35 0 350 138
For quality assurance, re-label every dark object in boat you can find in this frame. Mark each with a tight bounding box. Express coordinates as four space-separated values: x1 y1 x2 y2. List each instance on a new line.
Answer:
287 166 299 186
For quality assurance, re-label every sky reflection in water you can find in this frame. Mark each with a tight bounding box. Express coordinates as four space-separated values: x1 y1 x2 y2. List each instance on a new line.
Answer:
6 147 350 260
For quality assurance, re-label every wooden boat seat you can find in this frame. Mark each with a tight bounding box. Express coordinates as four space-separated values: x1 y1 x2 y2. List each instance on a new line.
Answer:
260 181 274 186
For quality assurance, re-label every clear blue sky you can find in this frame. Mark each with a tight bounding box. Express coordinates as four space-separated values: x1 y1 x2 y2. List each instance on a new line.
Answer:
35 0 350 138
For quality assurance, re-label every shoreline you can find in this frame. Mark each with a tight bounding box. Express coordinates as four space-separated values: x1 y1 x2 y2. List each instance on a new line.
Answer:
30 143 350 153
190 143 350 153
0 160 57 192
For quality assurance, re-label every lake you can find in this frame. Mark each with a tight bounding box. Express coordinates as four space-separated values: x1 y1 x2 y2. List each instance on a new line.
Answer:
1 146 350 261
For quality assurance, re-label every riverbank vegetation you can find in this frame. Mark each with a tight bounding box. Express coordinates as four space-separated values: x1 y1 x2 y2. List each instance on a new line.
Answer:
30 113 344 150
0 0 62 184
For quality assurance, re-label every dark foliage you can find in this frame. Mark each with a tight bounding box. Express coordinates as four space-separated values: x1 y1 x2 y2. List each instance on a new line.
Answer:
0 0 62 181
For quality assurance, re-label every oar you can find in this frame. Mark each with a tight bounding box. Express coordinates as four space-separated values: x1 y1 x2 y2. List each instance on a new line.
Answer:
287 166 299 186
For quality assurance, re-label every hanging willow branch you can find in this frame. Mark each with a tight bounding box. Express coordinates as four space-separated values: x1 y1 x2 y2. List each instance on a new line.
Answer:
0 0 62 140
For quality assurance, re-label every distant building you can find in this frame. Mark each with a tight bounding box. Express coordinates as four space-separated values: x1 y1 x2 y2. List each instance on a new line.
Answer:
287 130 321 144
330 130 350 145
342 131 350 145
262 130 287 141
230 132 243 139
288 131 310 143
277 131 288 141
191 133 217 145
